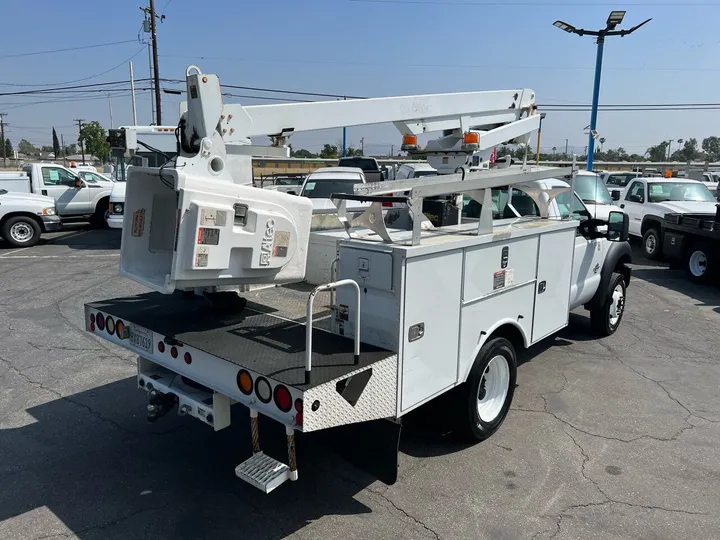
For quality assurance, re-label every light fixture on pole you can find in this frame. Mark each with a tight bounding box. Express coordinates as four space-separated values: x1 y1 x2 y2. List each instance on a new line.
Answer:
553 11 651 171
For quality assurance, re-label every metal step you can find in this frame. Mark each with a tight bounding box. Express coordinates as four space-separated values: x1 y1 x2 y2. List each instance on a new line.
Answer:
235 452 292 493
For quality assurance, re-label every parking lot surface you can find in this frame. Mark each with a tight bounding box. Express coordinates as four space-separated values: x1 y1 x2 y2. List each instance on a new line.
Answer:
1 226 719 540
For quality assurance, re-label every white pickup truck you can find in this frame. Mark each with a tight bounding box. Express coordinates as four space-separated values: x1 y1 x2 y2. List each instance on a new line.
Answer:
0 164 113 226
0 188 61 247
616 177 718 259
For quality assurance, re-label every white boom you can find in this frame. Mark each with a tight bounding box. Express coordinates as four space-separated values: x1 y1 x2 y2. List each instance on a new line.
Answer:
119 66 556 294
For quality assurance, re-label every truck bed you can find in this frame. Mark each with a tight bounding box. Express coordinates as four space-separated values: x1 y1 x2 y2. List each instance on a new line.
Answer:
663 212 720 238
87 284 394 390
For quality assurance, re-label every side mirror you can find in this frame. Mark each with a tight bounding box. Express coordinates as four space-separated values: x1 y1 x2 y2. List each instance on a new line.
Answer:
74 179 83 188
628 194 642 203
607 211 629 242
611 190 620 201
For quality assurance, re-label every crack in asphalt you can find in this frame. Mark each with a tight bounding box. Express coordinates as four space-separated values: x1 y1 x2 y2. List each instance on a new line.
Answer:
32 506 167 540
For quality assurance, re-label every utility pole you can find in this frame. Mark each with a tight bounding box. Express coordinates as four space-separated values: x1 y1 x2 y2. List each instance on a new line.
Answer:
0 112 7 167
341 96 347 158
360 137 364 156
667 140 673 160
61 134 66 166
129 61 138 125
140 1 164 125
106 93 114 129
75 118 86 163
390 144 394 157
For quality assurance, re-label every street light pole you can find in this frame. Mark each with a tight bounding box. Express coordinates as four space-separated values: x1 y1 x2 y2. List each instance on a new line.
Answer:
587 36 605 171
553 11 651 172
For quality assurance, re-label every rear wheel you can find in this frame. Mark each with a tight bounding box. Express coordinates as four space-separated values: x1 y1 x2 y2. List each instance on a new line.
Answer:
2 216 41 248
456 337 517 441
642 228 662 260
685 242 715 284
91 201 109 228
590 272 626 337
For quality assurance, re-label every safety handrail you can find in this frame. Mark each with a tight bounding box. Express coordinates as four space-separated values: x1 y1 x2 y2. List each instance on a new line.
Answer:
305 279 361 385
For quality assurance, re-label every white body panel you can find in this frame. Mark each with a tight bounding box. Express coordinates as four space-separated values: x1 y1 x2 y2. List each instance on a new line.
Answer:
108 181 127 229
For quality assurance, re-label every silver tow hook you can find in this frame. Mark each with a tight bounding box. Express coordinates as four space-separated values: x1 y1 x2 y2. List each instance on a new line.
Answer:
146 388 177 422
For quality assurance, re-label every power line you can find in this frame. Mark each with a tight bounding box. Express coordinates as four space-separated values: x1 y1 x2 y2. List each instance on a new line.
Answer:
0 79 151 97
0 39 137 59
349 0 720 5
0 48 147 88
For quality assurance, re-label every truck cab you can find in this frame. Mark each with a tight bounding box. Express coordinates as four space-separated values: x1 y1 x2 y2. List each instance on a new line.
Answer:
618 178 717 259
20 163 113 226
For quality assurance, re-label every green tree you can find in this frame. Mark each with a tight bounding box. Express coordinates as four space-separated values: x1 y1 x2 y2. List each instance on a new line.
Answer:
646 141 669 162
4 138 12 158
701 136 720 162
41 145 53 153
52 127 61 157
345 147 363 157
18 139 38 156
78 121 110 162
291 148 317 158
319 143 338 158
65 143 78 156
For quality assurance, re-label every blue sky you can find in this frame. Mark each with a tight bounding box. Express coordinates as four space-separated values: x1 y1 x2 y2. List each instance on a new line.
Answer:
2 0 719 156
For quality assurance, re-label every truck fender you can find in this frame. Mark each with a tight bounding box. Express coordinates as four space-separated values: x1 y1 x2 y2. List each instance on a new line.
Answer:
459 318 529 383
641 215 663 235
584 241 632 312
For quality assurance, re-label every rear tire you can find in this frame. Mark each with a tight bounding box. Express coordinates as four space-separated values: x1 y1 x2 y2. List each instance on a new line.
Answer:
456 337 517 441
685 242 715 284
642 228 662 260
590 272 626 337
91 202 109 228
2 216 41 248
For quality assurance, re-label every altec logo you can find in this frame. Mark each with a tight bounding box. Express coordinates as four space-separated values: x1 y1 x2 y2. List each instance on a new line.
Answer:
259 219 275 266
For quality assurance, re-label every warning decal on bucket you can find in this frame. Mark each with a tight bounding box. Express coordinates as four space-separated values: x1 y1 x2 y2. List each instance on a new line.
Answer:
197 227 220 245
131 209 145 238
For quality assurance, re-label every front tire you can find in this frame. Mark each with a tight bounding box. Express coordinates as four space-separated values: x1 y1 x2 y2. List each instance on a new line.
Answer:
91 202 109 228
2 216 41 248
642 228 662 260
590 272 626 337
685 242 715 284
457 337 517 441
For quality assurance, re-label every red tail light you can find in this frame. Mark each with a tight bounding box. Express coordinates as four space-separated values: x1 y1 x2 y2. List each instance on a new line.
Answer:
90 313 96 324
273 384 292 412
170 346 178 359
294 399 303 413
184 352 192 365
295 412 303 426
90 322 96 332
96 313 105 331
382 193 392 207
158 341 165 353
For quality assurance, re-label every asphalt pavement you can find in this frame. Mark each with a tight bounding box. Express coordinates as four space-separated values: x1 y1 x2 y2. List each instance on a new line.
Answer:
1 226 719 540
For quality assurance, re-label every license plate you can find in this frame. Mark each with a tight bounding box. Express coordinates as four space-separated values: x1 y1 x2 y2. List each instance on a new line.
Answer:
129 325 153 353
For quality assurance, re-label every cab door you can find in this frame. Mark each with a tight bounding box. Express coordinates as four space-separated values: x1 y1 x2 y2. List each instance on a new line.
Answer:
620 180 646 237
40 166 90 216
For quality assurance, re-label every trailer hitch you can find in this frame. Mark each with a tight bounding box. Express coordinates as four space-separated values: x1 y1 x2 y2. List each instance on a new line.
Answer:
146 388 177 422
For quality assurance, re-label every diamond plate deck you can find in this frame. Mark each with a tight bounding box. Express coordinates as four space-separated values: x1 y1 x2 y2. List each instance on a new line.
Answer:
234 452 291 493
88 286 395 390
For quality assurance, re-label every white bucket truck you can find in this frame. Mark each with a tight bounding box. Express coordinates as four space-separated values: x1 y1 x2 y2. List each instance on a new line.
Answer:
84 66 631 493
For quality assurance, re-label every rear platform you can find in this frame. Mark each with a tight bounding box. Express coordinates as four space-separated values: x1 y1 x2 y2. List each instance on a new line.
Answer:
85 284 399 433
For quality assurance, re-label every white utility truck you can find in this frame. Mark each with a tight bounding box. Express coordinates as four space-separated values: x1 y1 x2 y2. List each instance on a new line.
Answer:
84 66 631 494
0 188 61 247
0 163 113 226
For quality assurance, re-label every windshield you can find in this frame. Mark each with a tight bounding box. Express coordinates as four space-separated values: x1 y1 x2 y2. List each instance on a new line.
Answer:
301 178 363 198
575 174 613 205
276 178 304 186
648 182 716 203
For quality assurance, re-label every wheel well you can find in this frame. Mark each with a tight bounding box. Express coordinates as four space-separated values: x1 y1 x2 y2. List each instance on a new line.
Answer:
614 254 632 286
641 218 661 236
96 196 110 213
489 323 525 351
0 212 43 233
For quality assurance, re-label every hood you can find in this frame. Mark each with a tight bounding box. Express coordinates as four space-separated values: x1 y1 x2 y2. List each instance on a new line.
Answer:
109 182 126 201
584 203 624 221
657 201 719 214
310 198 370 214
0 190 55 206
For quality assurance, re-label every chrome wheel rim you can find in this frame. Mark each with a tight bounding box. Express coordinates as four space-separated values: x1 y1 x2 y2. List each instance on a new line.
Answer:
645 234 657 255
609 283 625 326
9 222 34 243
477 355 510 423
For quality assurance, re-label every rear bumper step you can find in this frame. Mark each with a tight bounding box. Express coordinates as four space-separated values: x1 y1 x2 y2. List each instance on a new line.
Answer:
235 452 296 493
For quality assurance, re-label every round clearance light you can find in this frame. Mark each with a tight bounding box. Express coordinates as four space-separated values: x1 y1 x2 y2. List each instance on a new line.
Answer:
273 385 292 412
115 319 126 338
184 352 192 365
89 313 95 324
96 313 105 331
158 341 165 353
255 377 272 404
237 370 253 395
170 346 178 359
105 316 115 335
90 322 95 332
295 412 303 426
294 399 303 413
